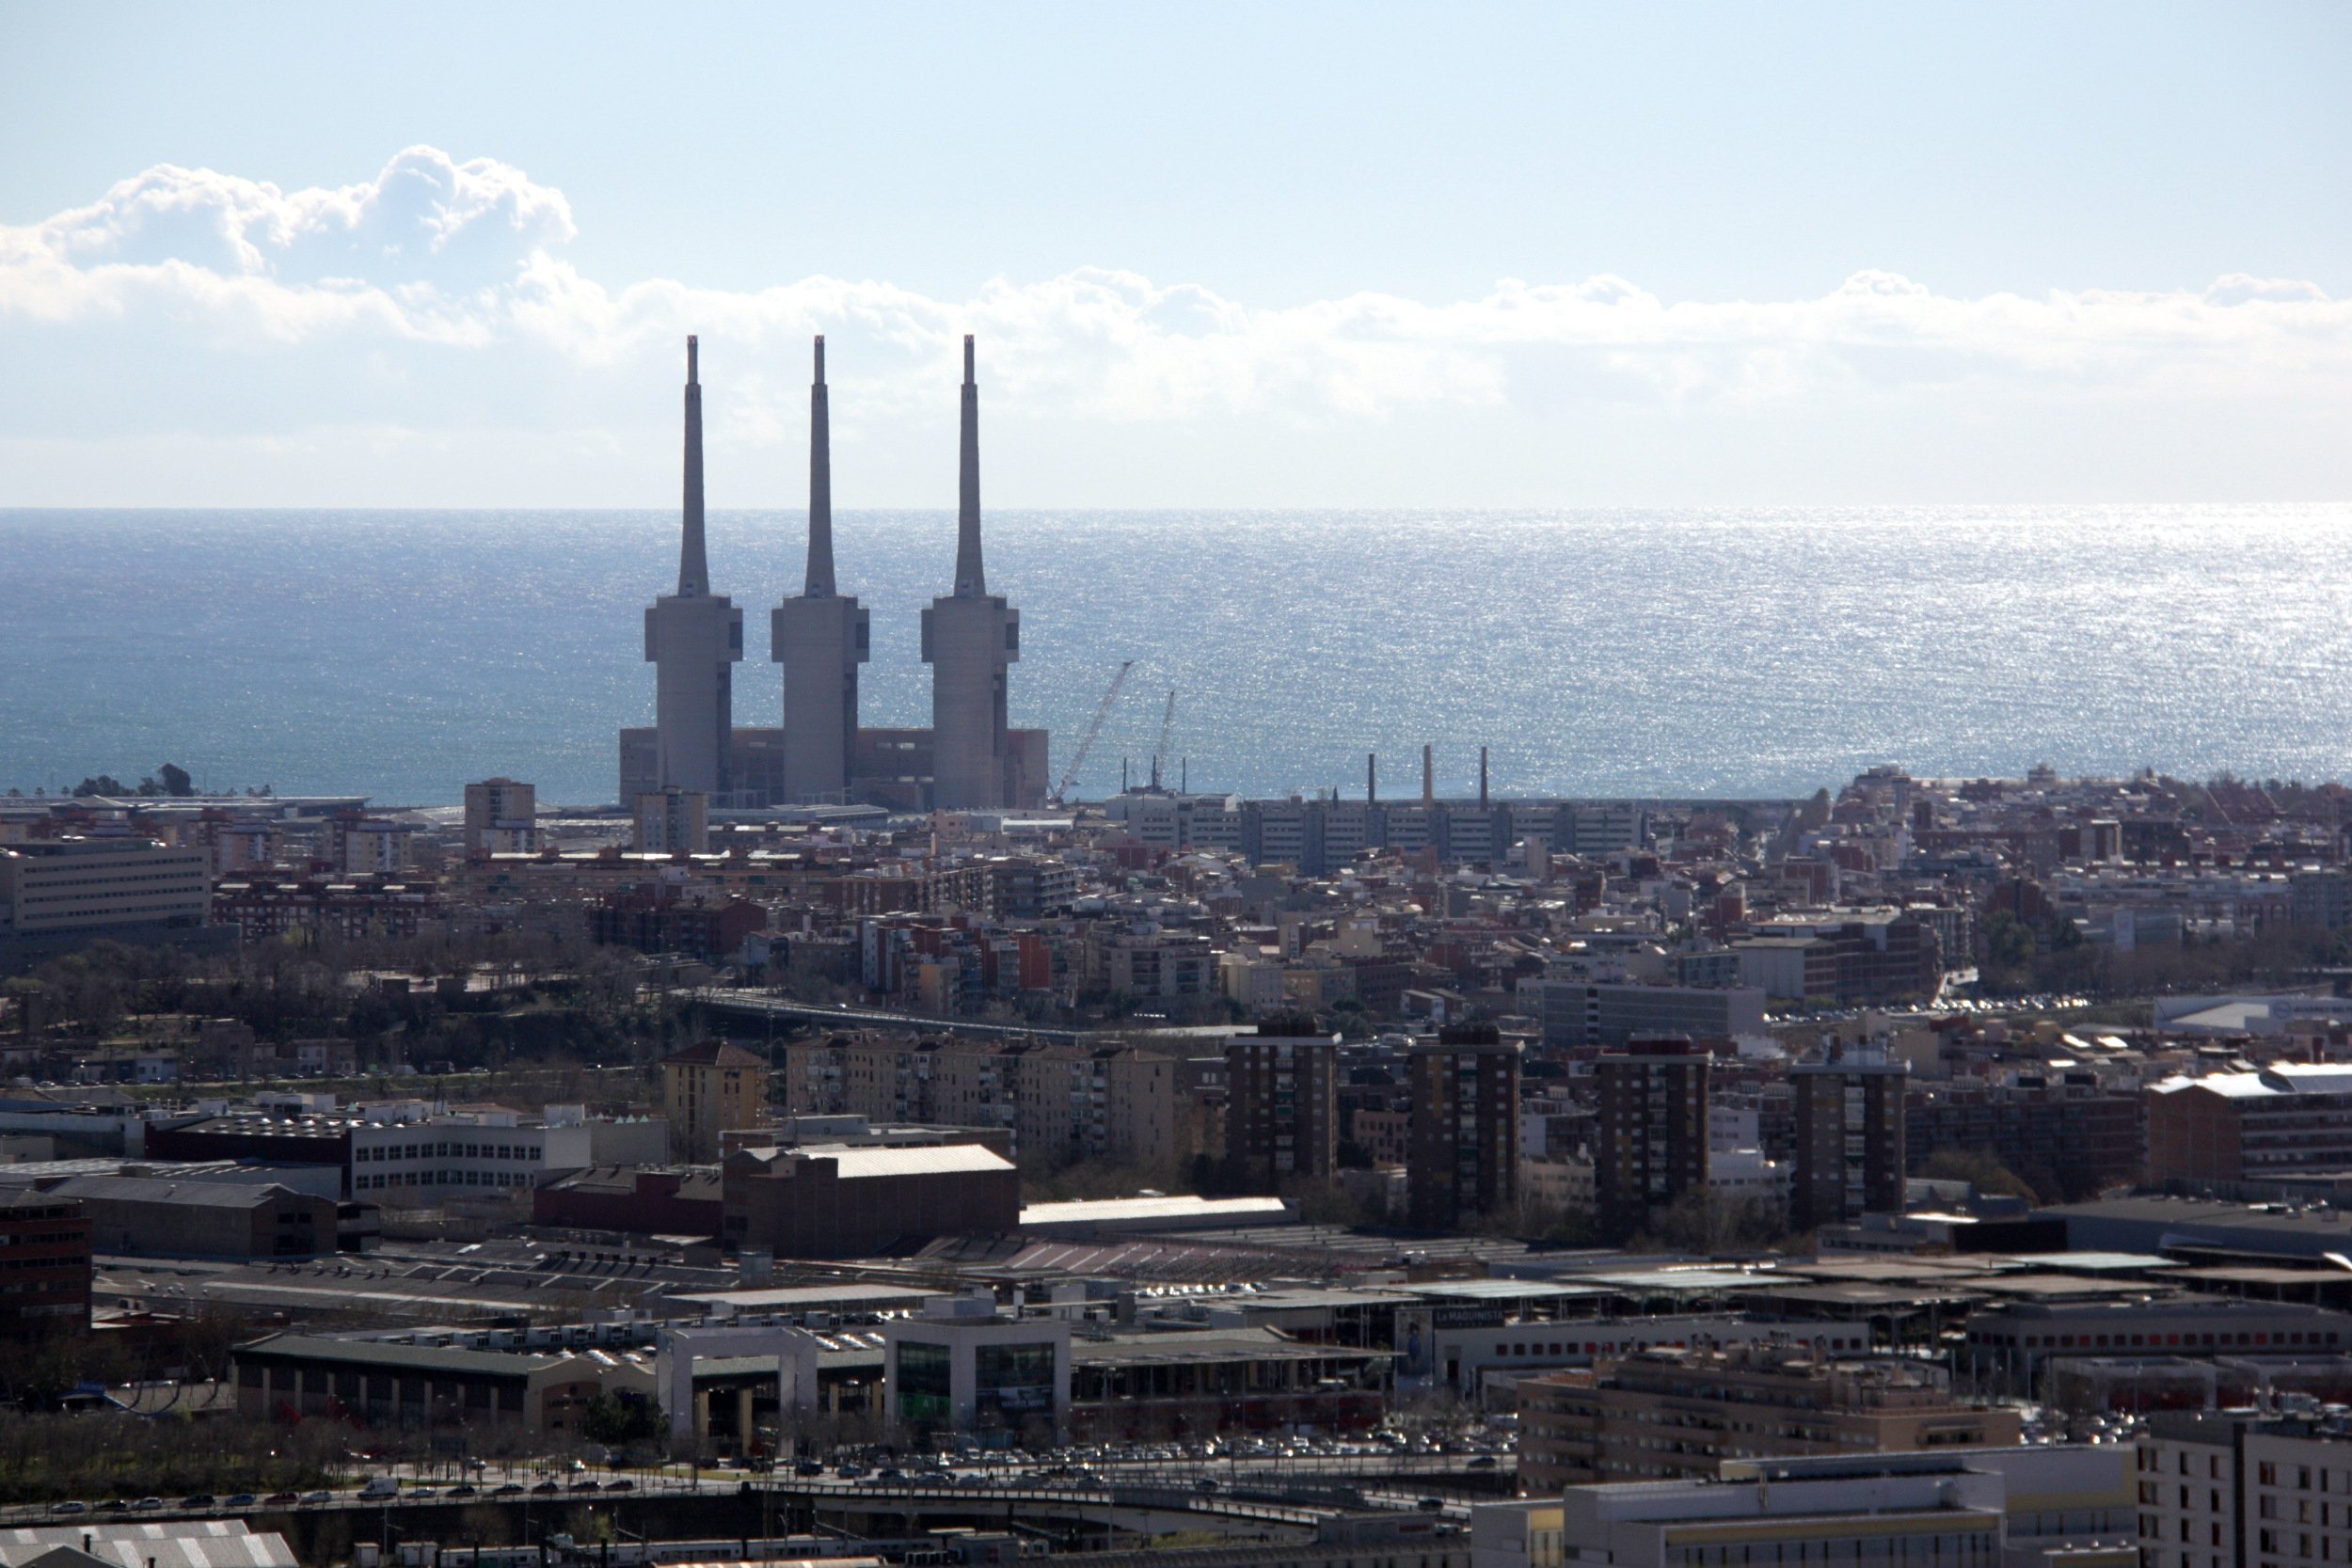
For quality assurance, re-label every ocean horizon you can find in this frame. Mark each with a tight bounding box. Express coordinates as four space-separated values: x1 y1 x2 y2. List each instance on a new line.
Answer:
5 503 2350 809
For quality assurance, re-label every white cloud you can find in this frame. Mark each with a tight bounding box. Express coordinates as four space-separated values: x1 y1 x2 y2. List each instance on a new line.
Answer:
1 146 2348 502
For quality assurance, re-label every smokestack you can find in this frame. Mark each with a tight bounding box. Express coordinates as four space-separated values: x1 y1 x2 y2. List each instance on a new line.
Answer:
1368 752 1377 804
1480 746 1489 807
952 334 986 597
804 335 834 596
1422 744 1434 807
677 335 707 596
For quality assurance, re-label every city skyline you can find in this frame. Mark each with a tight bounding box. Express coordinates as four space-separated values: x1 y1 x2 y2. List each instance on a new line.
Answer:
3 3 2348 507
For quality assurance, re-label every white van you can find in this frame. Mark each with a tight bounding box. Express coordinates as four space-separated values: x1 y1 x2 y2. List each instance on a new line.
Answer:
358 1478 400 1499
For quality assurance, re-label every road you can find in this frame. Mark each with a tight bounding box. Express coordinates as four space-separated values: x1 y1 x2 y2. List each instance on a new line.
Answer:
685 987 1097 1043
0 1449 1509 1527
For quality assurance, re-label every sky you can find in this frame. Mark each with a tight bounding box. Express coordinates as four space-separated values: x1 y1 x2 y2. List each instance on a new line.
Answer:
1 1 2347 507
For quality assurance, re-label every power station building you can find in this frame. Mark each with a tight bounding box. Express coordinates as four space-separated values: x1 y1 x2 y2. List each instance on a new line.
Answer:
622 334 1046 812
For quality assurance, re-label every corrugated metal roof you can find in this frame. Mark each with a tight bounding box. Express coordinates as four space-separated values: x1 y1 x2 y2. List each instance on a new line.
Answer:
0 1524 296 1568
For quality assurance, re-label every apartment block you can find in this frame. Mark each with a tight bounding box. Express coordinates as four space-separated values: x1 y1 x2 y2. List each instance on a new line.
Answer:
1406 1023 1521 1230
1592 1037 1711 1242
1790 1046 1909 1231
1224 1017 1339 1191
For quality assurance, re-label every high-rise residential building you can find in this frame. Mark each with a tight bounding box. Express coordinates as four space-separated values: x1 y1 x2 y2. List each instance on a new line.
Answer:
633 787 708 854
920 337 1021 810
1790 1045 1909 1231
1592 1037 1712 1242
462 777 537 854
643 336 744 798
663 1039 770 1162
772 336 870 804
1223 1016 1338 1192
1406 1022 1521 1230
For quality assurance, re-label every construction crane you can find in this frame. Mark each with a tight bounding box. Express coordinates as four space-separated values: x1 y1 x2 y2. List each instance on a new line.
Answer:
1150 688 1178 791
1050 659 1134 806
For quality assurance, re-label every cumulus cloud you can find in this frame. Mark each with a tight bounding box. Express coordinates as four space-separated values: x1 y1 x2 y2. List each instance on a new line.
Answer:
1 145 2348 492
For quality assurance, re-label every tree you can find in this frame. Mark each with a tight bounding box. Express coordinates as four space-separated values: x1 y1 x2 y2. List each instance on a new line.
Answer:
157 763 193 798
1918 1148 2038 1200
580 1393 665 1447
71 775 128 798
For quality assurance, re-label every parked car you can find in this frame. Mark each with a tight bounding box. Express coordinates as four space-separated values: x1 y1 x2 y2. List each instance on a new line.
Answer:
262 1494 299 1508
446 1485 478 1498
132 1498 164 1512
530 1481 560 1497
567 1479 599 1494
49 1502 88 1516
604 1480 634 1493
490 1483 525 1497
224 1495 259 1510
300 1492 333 1505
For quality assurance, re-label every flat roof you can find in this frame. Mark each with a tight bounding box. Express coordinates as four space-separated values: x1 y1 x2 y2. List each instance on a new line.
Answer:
1996 1251 2180 1274
1019 1195 1291 1227
1069 1328 1390 1367
1756 1282 1988 1308
745 1145 1015 1179
1403 1279 1611 1302
233 1333 564 1379
2172 1266 2352 1287
1957 1273 2171 1299
1572 1269 1771 1292
671 1283 938 1310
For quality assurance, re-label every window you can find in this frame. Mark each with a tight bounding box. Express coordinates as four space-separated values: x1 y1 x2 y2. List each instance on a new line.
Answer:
897 1340 952 1421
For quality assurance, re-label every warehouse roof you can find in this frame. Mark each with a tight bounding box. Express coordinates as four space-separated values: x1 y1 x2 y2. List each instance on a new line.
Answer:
233 1332 564 1379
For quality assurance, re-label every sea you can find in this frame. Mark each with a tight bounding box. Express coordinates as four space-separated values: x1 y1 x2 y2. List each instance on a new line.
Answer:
4 504 2350 808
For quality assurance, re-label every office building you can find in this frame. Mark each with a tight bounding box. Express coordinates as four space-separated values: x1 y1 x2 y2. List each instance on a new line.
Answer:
883 1299 1070 1440
1519 975 1768 1048
1406 1022 1521 1230
232 1333 655 1436
920 337 1022 810
1224 1016 1339 1191
641 336 744 797
1472 1445 2137 1568
461 777 536 854
0 837 210 937
1791 1045 1909 1231
771 335 870 803
1592 1037 1711 1242
0 1189 89 1333
663 1039 771 1162
1518 1343 2023 1490
2146 1065 2352 1185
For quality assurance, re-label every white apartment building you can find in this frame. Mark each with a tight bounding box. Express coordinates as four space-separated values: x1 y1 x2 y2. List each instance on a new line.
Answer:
2140 1408 2352 1568
0 837 210 935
